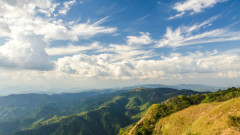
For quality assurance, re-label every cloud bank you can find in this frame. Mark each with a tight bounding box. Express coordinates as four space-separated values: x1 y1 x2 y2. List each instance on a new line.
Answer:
0 0 116 70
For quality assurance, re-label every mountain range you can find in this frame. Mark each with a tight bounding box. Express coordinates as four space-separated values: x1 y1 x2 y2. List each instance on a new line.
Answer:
0 85 239 135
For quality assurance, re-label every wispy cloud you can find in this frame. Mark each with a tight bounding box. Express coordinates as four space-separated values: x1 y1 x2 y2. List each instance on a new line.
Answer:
136 14 151 22
169 0 227 19
35 18 117 41
94 32 156 61
58 0 76 15
46 42 102 56
157 16 240 48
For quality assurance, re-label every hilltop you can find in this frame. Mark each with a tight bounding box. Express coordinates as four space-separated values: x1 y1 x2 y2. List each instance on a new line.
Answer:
125 87 240 135
153 97 240 135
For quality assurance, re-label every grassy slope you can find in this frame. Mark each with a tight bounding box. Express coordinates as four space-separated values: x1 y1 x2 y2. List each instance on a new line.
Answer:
154 97 240 135
125 87 240 135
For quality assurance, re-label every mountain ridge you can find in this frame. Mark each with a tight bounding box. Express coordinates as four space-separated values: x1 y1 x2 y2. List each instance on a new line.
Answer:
10 88 200 135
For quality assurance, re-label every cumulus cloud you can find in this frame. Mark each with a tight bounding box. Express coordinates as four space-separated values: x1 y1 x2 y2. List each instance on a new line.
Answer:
0 53 16 68
0 21 11 37
126 32 153 45
157 17 240 48
0 0 116 70
1 48 239 92
169 0 227 19
0 34 54 70
55 49 240 80
0 0 56 18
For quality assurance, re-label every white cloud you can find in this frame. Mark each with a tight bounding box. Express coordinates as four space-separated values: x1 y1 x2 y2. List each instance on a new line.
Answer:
169 0 227 19
0 0 56 18
0 53 16 68
0 0 61 70
136 14 150 22
1 49 240 92
55 49 240 80
58 0 76 15
0 20 11 37
218 71 240 78
31 17 117 41
39 3 60 17
157 17 240 48
126 32 153 45
46 42 102 56
98 43 155 61
0 34 54 70
0 0 117 70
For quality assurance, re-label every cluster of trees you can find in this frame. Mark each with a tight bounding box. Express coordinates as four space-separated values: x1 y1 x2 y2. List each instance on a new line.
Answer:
133 87 240 135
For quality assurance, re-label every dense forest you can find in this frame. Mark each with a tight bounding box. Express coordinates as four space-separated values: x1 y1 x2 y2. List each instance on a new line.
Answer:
0 87 199 135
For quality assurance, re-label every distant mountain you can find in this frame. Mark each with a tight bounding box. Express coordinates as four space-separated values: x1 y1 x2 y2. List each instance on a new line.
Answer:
0 84 223 97
0 90 118 121
170 84 225 92
2 88 200 135
129 84 225 92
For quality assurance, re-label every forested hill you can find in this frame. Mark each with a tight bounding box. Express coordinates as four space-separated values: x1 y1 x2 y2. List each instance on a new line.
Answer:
2 88 199 135
0 90 115 121
125 87 240 135
0 89 125 135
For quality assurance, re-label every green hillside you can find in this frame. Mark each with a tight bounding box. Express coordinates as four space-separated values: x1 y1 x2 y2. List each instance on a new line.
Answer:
12 88 199 135
0 91 111 122
126 87 240 135
153 97 240 135
0 90 125 135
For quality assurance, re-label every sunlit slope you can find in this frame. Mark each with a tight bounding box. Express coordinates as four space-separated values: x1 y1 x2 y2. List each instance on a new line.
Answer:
126 87 240 135
154 97 240 135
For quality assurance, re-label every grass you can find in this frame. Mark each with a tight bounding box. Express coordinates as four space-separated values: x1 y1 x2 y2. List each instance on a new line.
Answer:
153 97 240 135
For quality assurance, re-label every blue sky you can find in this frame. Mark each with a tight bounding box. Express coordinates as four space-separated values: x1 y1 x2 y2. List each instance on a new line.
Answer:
0 0 240 95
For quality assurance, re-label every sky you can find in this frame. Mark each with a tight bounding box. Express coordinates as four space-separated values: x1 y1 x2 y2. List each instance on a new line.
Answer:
0 0 240 95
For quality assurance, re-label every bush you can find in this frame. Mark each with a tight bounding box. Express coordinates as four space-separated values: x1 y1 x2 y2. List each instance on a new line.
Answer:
228 115 240 132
